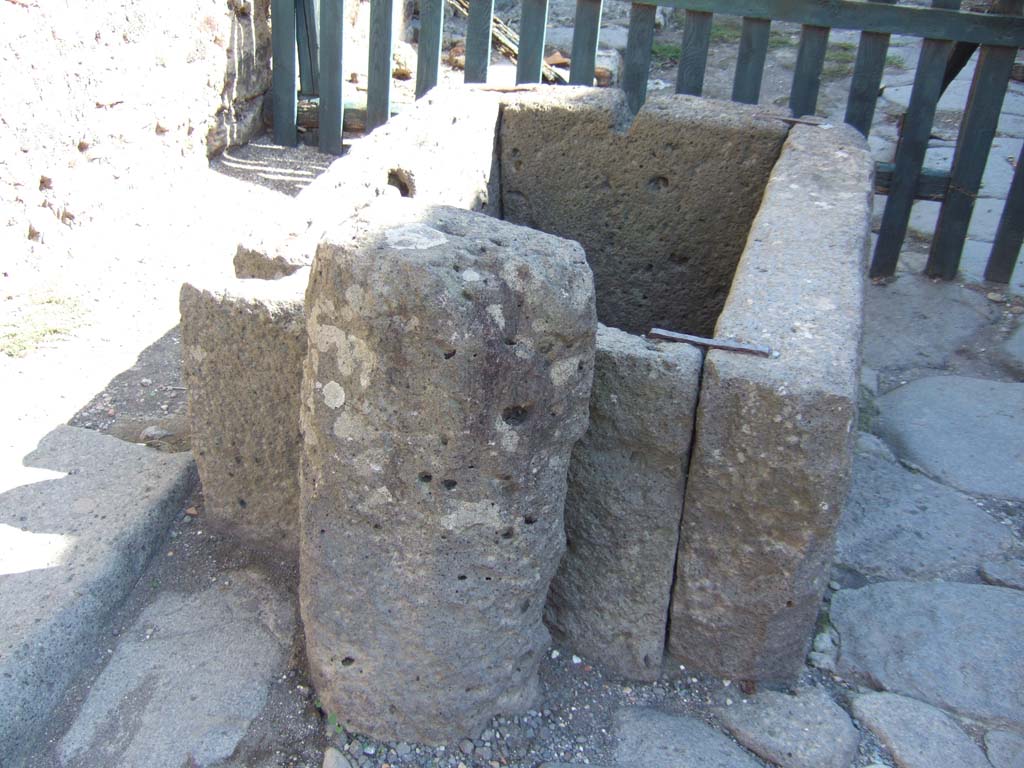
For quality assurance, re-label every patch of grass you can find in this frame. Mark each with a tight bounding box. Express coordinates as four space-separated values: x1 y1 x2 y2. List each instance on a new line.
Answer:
651 41 682 64
768 30 798 49
822 41 859 79
710 19 743 44
0 293 84 357
885 52 906 69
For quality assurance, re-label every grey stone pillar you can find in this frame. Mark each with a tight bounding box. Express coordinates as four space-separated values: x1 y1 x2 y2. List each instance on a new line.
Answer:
546 325 702 681
300 202 596 743
180 269 308 555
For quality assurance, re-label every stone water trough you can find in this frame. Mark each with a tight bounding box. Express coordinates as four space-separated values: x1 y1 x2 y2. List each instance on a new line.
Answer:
180 86 872 742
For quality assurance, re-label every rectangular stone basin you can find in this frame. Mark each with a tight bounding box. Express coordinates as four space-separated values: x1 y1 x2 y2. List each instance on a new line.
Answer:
183 84 873 686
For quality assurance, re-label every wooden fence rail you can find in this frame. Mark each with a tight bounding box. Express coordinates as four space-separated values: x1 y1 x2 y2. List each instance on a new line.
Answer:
272 0 1024 282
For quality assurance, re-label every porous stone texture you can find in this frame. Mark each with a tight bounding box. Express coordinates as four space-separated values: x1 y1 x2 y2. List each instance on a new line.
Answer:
668 123 873 683
58 570 294 768
614 708 761 768
876 376 1024 501
0 426 195 767
235 86 503 279
180 269 308 555
300 202 596 743
833 582 1024 728
501 88 788 337
718 688 860 768
985 730 1024 768
835 436 1014 583
851 693 991 768
980 557 1024 590
546 324 702 681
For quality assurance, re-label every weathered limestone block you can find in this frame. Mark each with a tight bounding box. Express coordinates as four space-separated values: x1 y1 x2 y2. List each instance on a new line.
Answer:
667 124 873 683
501 88 789 337
235 86 503 279
180 269 308 554
300 202 596 743
546 324 702 681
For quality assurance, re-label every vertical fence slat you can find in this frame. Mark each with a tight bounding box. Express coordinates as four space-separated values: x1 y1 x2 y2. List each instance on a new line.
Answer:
367 0 394 131
844 0 895 136
319 0 345 154
731 17 771 104
297 0 321 96
676 10 713 95
789 25 830 117
926 44 1016 278
986 140 1024 282
465 0 494 83
516 0 549 84
622 2 657 113
869 25 957 275
272 0 298 146
570 0 603 85
416 0 444 97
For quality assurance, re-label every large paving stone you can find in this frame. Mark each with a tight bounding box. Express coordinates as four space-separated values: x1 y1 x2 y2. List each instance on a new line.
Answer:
669 123 872 683
835 437 1014 583
501 88 788 337
613 708 761 768
833 582 1024 728
546 324 702 681
180 268 308 555
862 275 998 373
0 426 195 768
851 692 990 768
985 730 1024 768
300 202 596 743
718 688 860 768
58 570 295 768
876 376 1024 500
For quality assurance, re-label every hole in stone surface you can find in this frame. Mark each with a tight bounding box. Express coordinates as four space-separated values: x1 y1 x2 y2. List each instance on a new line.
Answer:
341 657 355 666
504 337 516 346
238 498 247 508
785 600 794 608
643 654 653 667
387 168 414 197
444 350 456 359
524 514 537 525
457 574 467 581
442 479 458 490
502 405 529 425
647 175 670 192
520 598 530 613
373 523 382 530
419 472 433 483
500 526 515 539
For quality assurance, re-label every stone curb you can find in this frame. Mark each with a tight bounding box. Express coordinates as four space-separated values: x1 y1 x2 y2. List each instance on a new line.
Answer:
0 426 196 767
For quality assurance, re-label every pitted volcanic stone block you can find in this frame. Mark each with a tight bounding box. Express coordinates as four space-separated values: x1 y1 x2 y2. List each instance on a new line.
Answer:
300 202 596 743
500 88 788 337
180 269 308 554
668 124 873 683
546 324 701 681
235 86 503 280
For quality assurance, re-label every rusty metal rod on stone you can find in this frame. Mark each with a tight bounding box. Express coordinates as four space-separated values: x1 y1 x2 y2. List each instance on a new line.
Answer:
647 328 774 357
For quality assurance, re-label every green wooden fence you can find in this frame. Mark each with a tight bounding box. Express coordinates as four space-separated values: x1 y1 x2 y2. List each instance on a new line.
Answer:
272 0 1024 282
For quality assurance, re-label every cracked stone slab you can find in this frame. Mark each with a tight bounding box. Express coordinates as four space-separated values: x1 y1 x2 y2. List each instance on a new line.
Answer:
985 730 1024 768
58 570 295 768
833 582 1024 728
614 708 761 768
980 558 1024 591
0 426 196 767
876 376 1024 500
718 688 860 768
851 692 990 768
862 277 998 374
834 438 1014 583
